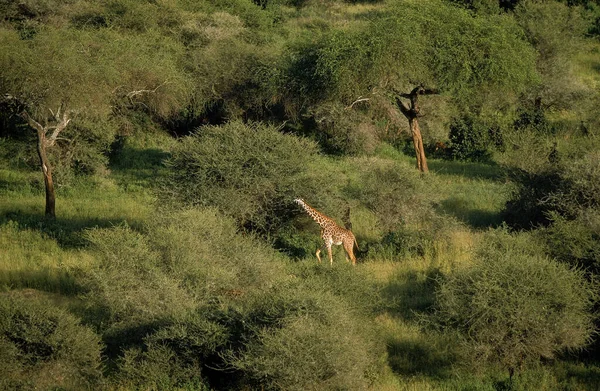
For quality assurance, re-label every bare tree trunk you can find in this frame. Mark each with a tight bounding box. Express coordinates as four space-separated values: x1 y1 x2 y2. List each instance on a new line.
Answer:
22 108 71 219
394 85 438 173
37 133 56 218
409 118 428 172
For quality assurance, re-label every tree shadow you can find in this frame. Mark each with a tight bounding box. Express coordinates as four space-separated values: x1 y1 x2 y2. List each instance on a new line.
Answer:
109 146 171 189
436 197 504 229
562 362 600 391
0 210 144 248
380 267 459 378
428 159 504 181
1 268 84 296
381 269 437 321
387 334 457 379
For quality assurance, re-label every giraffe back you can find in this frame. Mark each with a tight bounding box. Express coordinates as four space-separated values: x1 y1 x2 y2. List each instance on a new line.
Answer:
294 199 337 229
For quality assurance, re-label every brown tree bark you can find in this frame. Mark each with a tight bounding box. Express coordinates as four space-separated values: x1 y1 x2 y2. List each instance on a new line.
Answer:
409 117 428 172
37 133 56 217
21 109 71 219
394 85 438 173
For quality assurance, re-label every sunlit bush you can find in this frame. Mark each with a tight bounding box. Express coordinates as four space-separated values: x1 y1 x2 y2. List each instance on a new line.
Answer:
427 229 596 375
164 121 326 235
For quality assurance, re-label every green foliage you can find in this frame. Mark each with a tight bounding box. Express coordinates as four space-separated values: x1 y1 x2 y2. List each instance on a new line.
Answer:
353 158 431 231
82 207 385 389
223 285 384 391
149 207 288 299
545 211 600 274
503 148 600 229
81 223 196 348
2 0 600 389
447 116 499 162
0 293 103 390
427 228 596 374
310 102 381 155
514 0 591 110
164 121 326 234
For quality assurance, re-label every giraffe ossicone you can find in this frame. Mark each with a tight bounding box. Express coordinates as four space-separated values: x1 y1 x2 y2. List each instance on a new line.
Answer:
294 198 358 266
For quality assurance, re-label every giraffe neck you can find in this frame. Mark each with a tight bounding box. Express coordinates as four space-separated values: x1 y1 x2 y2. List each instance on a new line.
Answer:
294 199 334 228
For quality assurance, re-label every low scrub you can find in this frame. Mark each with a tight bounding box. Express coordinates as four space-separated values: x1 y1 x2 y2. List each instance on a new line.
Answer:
0 294 103 391
426 229 596 376
79 207 384 389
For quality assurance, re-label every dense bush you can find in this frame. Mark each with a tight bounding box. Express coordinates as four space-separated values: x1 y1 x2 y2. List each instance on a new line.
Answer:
0 294 103 390
80 207 384 389
81 223 196 357
353 158 432 232
149 207 288 299
447 116 499 162
310 102 381 155
221 281 384 391
164 121 328 235
545 211 600 274
427 229 596 375
503 149 600 229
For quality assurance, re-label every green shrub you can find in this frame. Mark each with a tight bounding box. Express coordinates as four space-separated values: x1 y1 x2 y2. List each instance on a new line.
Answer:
164 121 327 235
81 223 196 356
117 342 210 391
353 158 432 232
103 215 385 389
426 229 596 376
223 285 384 391
503 149 600 229
310 102 381 155
545 210 600 274
502 167 562 229
116 313 225 390
150 207 288 300
0 294 103 390
447 116 498 162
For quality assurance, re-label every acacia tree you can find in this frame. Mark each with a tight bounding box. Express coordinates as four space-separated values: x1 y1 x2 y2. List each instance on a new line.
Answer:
21 108 72 217
288 1 540 169
0 25 191 217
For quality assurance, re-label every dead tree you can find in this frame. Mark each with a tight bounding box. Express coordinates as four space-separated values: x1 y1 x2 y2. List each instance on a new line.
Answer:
394 85 439 173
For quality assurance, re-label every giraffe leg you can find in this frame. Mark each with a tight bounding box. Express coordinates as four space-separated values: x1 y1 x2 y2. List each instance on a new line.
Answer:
327 243 333 266
315 248 322 263
343 240 357 266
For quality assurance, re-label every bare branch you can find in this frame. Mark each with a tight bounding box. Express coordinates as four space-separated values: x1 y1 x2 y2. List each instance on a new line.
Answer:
46 110 71 146
345 97 370 110
126 81 170 100
394 97 412 118
20 111 45 136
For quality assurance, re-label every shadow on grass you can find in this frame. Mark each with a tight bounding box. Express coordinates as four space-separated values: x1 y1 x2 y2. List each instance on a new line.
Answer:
109 146 170 186
380 267 458 378
428 159 504 181
562 363 600 391
0 210 144 248
381 269 439 321
1 268 84 295
387 335 456 379
436 197 504 229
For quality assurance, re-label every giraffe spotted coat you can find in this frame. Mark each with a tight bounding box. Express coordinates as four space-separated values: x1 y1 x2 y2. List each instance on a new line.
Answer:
294 198 358 266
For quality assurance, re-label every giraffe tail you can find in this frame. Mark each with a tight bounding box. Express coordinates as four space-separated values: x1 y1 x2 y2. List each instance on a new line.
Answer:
354 237 359 251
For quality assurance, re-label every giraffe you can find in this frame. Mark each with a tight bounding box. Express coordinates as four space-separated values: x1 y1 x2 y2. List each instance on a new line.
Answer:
294 198 358 266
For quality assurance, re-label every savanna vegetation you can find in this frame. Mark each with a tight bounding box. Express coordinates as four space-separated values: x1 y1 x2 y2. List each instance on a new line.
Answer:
1 0 600 389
